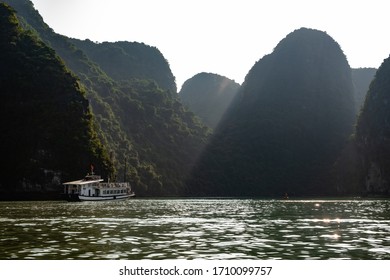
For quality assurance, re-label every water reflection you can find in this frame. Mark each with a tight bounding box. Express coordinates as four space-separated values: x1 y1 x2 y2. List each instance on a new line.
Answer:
0 199 389 259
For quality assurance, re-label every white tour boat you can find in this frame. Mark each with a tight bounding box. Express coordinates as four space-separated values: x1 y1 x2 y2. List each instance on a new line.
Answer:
62 173 135 201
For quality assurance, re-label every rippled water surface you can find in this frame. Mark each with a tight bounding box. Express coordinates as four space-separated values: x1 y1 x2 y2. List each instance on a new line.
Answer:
0 199 389 259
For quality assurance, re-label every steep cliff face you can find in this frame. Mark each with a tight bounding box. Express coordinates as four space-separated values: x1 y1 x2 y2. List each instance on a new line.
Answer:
188 28 356 197
0 3 112 197
355 55 390 196
179 72 240 128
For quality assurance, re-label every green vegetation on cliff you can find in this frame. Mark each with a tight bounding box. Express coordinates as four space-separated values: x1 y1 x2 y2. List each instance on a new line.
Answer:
0 3 113 195
69 39 177 93
3 0 210 196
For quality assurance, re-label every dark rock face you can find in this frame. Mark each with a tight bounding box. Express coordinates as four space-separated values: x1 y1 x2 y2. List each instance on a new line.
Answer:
355 55 390 196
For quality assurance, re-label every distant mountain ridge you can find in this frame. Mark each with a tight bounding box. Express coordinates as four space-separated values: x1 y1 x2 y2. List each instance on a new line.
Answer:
179 72 240 129
69 39 177 93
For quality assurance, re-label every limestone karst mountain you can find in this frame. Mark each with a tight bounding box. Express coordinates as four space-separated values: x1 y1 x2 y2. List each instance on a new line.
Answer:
187 28 356 196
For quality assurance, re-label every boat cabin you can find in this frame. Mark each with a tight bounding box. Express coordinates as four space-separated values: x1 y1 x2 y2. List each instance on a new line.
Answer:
62 174 134 201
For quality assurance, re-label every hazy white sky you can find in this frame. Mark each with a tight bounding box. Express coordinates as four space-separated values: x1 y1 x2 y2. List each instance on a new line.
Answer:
30 0 390 90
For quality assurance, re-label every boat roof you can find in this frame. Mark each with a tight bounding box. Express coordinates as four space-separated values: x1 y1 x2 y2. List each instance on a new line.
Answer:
63 178 104 185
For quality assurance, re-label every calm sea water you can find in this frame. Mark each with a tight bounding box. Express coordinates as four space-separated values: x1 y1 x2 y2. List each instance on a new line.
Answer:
0 199 389 260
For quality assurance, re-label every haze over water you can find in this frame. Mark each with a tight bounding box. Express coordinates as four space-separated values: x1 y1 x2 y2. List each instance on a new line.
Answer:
0 199 389 259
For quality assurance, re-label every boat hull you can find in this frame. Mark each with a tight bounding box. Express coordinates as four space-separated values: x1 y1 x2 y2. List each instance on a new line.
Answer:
78 193 135 201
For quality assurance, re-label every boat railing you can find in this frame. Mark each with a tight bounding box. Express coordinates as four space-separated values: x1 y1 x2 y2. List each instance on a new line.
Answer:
99 182 130 188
